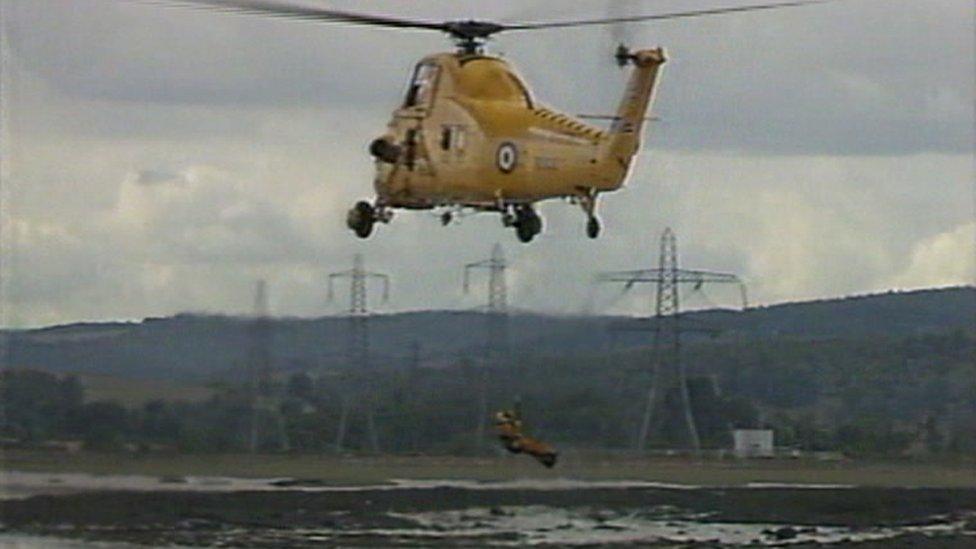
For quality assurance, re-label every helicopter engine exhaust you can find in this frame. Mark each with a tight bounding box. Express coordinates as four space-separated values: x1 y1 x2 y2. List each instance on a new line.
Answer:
369 138 401 164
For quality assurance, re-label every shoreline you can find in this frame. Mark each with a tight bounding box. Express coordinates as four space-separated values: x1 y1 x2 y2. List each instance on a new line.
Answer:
3 450 975 488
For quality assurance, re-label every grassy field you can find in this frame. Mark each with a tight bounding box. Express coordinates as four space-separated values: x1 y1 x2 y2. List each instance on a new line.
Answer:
76 373 214 406
2 450 974 488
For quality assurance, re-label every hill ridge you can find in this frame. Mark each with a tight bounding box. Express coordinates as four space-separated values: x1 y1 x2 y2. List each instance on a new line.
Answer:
3 286 972 381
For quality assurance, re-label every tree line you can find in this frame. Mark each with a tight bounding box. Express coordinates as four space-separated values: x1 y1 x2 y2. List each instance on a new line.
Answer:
2 329 973 457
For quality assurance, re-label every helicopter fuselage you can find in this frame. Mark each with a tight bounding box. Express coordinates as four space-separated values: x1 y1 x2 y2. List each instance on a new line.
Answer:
354 48 666 241
141 1 830 243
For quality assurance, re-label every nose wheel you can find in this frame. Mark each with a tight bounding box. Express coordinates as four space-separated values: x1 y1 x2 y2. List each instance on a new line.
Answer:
346 200 392 239
346 201 375 238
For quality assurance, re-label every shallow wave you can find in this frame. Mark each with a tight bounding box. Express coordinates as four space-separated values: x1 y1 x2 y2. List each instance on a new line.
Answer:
385 506 973 547
2 471 863 500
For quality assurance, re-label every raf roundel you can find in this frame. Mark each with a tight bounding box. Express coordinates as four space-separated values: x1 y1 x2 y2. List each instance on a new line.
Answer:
496 142 518 174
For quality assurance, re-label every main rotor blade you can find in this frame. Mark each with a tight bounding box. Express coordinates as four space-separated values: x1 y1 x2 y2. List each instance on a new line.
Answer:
144 0 837 43
153 0 448 32
503 0 830 32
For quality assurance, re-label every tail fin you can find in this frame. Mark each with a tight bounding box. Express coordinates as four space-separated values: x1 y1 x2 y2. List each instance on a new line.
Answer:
604 47 667 167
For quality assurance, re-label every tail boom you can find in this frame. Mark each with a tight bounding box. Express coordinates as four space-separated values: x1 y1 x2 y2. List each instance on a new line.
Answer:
601 47 667 182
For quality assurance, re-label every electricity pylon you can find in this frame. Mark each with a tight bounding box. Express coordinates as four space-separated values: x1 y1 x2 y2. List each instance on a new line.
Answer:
246 280 288 453
463 243 510 449
328 253 390 453
598 228 747 454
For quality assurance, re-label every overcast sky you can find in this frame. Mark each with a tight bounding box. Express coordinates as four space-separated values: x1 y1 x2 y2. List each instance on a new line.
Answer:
1 0 973 327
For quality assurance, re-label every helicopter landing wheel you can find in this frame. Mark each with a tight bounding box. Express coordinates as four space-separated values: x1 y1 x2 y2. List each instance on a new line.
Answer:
346 200 376 239
514 206 542 243
586 216 601 239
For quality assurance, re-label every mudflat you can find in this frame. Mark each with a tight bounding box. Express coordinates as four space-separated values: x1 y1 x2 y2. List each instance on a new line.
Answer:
1 476 974 546
2 453 974 546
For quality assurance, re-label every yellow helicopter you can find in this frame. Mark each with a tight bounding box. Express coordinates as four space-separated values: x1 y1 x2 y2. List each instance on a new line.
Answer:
158 1 828 243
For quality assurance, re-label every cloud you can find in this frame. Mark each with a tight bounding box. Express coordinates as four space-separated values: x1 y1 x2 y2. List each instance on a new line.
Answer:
111 164 324 265
1 0 973 327
1 152 349 325
2 0 972 155
2 148 971 326
584 151 973 311
133 168 188 186
489 0 974 155
888 223 976 290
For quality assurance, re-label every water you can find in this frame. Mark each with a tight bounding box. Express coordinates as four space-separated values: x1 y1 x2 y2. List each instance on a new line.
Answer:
1 470 858 500
1 472 972 547
0 534 151 548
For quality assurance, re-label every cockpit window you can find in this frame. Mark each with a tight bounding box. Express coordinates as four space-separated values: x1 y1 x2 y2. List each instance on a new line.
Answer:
404 62 439 108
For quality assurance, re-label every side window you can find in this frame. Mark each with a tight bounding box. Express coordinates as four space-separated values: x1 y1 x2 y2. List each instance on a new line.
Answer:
440 127 451 151
453 127 466 151
404 63 439 108
440 125 467 152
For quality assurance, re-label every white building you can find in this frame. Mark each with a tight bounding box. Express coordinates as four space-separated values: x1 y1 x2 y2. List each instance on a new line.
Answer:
733 429 774 458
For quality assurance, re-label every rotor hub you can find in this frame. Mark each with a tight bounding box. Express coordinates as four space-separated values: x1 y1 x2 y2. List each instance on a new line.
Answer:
444 20 505 54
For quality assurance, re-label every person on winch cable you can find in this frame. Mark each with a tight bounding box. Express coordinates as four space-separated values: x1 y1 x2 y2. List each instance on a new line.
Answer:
494 409 558 468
